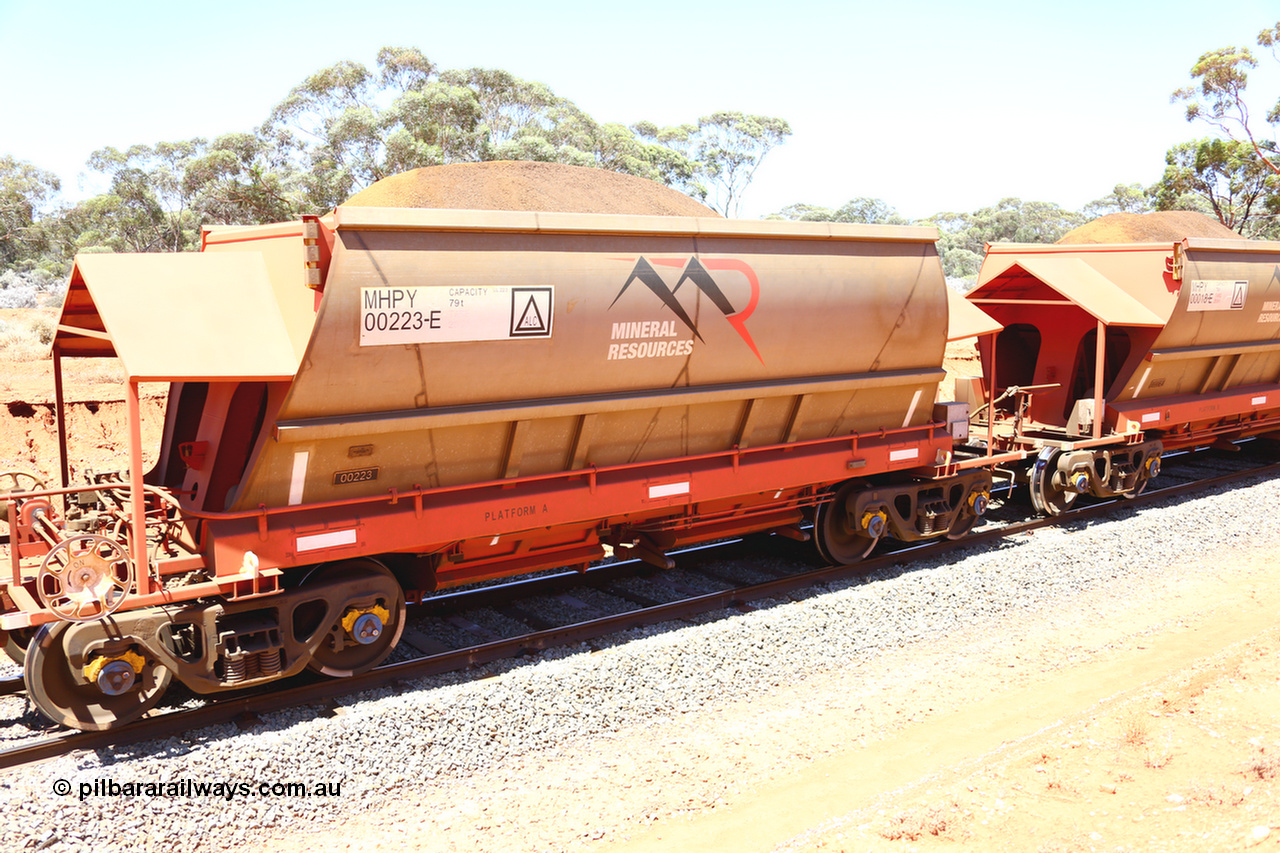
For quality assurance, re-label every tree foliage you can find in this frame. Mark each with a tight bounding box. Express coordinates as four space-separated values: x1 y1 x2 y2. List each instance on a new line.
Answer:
34 26 1280 289
0 46 792 280
1081 183 1152 218
1165 20 1280 236
184 133 303 226
1173 20 1280 175
769 196 1084 286
770 197 906 224
689 112 791 217
1153 138 1279 236
257 50 730 211
81 141 202 253
925 199 1085 282
0 156 60 269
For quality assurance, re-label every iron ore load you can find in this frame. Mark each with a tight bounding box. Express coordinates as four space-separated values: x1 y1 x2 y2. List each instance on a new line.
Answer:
0 165 991 730
963 237 1280 514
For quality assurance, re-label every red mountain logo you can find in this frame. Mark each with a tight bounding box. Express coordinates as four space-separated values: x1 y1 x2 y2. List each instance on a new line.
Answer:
610 257 762 364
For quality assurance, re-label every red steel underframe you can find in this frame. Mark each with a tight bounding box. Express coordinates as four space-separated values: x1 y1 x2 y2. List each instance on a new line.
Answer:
204 422 955 585
12 391 1273 631
1109 384 1280 450
965 385 1280 457
1 421 955 629
12 376 1272 630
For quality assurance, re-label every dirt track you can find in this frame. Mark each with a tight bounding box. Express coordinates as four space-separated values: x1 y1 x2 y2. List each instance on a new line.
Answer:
599 547 1280 853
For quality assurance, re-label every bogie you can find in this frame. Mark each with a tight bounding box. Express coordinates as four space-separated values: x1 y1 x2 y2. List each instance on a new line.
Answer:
18 558 410 729
813 470 994 565
1028 442 1163 516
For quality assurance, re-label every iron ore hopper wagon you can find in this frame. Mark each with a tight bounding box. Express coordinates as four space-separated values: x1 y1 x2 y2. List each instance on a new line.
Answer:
964 238 1280 514
1 205 992 730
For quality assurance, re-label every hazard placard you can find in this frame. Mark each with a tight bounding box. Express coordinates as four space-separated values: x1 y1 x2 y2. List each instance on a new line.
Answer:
359 285 554 346
509 287 553 336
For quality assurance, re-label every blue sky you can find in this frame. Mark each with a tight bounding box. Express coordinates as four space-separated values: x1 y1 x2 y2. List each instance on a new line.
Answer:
1 0 1277 219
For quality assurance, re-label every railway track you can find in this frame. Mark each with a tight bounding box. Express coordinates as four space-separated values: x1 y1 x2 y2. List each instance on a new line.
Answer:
1 447 1276 772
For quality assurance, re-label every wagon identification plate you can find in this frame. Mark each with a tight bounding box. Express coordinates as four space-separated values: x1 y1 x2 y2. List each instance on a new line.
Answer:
359 286 553 346
333 466 379 486
1187 280 1247 312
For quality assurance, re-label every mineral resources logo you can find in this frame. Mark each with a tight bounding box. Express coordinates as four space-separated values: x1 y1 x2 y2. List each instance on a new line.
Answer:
608 257 763 364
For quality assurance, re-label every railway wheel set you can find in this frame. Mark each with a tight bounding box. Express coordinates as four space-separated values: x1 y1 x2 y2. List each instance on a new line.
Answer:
1 162 1278 731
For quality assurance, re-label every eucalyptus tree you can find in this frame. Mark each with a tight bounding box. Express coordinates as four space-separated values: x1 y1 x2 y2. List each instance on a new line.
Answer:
1154 138 1280 236
261 57 388 209
1081 183 1153 218
32 46 789 264
261 49 708 209
0 155 60 269
1174 20 1280 176
769 197 906 224
689 111 791 217
184 132 305 225
920 199 1082 283
626 121 703 200
81 141 204 253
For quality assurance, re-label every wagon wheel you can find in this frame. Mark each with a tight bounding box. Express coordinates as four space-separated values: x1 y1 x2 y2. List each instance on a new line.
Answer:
2 626 38 665
36 534 134 623
813 483 881 565
0 470 44 495
1122 453 1162 500
1028 447 1078 517
304 559 406 678
946 513 980 540
0 470 45 524
946 484 991 541
24 622 171 731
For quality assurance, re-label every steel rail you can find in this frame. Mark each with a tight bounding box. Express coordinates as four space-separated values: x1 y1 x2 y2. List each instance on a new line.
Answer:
2 455 1277 772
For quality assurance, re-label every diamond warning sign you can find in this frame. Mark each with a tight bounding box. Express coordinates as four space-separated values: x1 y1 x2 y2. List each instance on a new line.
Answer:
360 285 554 346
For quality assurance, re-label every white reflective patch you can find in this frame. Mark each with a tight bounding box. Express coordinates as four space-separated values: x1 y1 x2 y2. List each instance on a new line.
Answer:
1252 396 1267 406
490 536 500 546
889 448 919 462
1134 366 1151 397
296 528 357 553
1141 412 1161 424
289 451 309 506
648 481 690 499
902 389 922 429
